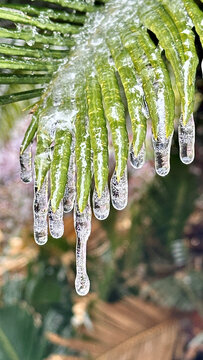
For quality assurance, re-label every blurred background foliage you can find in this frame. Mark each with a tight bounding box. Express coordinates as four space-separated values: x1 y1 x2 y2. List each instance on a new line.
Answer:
0 0 203 359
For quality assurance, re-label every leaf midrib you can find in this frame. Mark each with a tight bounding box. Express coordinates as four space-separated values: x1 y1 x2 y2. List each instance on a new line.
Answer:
0 327 20 360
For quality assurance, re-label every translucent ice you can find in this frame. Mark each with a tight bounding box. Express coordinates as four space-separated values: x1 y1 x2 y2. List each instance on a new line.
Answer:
130 143 146 169
48 200 64 238
74 199 91 296
93 185 110 220
152 134 173 177
110 167 128 210
63 151 76 213
20 144 32 183
178 115 195 164
33 176 48 245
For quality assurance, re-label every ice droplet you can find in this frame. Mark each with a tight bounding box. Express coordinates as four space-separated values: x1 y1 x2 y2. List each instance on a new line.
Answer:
63 152 76 213
20 144 32 183
74 199 91 296
33 176 48 245
48 200 64 238
93 185 110 220
178 114 195 165
110 167 128 210
130 143 146 169
152 134 173 177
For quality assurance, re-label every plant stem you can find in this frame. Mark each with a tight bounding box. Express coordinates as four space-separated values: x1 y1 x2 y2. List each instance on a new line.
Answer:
0 8 80 34
1 4 86 24
0 74 51 84
0 28 75 46
0 89 43 105
0 44 68 59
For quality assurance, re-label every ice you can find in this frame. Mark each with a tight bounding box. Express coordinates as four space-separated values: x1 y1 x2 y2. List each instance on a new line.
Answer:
152 134 173 177
178 114 195 165
48 200 64 238
110 167 128 210
33 175 48 245
20 144 32 183
93 184 110 220
130 143 146 169
74 198 91 296
63 151 76 213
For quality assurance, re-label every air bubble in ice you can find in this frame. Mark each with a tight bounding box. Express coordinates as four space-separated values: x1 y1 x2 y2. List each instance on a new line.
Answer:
110 167 128 210
130 143 146 169
152 134 173 177
63 152 76 213
178 115 195 165
48 200 64 238
74 199 91 296
33 176 48 245
93 185 110 220
20 144 32 183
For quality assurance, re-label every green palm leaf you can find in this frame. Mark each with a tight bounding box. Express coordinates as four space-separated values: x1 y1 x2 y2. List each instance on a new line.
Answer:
0 305 47 360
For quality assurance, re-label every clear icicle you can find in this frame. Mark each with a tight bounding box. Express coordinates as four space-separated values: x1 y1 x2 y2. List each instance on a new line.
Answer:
93 184 110 220
74 198 91 296
48 200 64 239
33 175 48 246
20 144 32 183
63 151 76 213
178 114 195 165
130 143 146 169
110 167 128 210
152 134 173 177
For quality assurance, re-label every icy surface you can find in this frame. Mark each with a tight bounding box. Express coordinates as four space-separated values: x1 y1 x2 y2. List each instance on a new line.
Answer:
63 150 76 213
33 175 48 245
178 115 195 164
74 198 91 296
152 134 173 177
130 143 146 169
93 185 110 220
48 200 64 238
20 144 32 183
110 167 128 210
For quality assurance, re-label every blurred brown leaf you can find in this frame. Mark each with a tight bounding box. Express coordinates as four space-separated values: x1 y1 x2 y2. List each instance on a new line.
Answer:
47 297 181 360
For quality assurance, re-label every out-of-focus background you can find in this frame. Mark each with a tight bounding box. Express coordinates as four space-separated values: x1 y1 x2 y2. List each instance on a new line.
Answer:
0 5 203 360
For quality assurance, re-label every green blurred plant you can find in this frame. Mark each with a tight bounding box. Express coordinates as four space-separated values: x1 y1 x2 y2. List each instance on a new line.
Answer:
0 305 48 360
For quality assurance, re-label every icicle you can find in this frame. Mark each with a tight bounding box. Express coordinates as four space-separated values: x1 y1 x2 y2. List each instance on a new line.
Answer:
93 184 110 220
33 175 48 245
48 200 64 238
130 143 146 169
20 144 32 183
63 151 76 213
74 198 91 296
110 166 128 210
152 134 173 177
178 114 195 165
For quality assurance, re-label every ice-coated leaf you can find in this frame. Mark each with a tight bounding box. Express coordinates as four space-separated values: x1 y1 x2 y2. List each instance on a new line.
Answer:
50 129 72 212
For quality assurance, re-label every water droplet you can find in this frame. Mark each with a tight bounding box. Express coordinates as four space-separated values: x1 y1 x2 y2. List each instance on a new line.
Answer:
178 114 195 164
20 144 32 183
152 134 173 177
74 198 91 296
110 167 128 210
33 176 48 245
93 185 110 220
130 143 146 169
48 200 64 238
63 151 76 213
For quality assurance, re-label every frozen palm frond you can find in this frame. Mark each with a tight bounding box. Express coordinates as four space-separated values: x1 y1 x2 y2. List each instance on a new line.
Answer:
14 0 203 295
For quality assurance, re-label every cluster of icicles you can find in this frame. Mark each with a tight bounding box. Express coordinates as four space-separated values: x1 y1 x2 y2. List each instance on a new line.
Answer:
20 114 195 296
